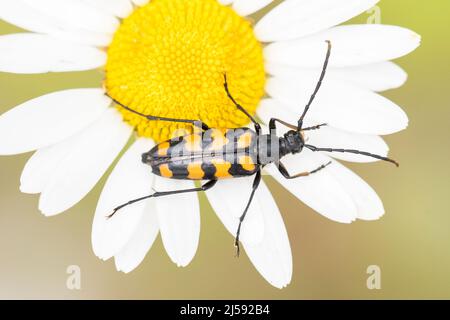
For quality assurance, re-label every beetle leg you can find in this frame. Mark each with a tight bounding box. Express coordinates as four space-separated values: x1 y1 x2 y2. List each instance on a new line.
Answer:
269 118 298 131
223 74 261 135
277 160 332 180
107 94 210 131
106 180 218 219
301 123 327 131
234 169 262 258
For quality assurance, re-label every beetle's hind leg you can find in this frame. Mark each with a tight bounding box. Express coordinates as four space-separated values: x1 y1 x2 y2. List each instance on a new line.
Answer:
234 170 262 258
106 180 218 219
107 94 210 131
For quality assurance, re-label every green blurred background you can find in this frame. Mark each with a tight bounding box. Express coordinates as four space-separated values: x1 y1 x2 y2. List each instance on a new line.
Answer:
0 0 449 299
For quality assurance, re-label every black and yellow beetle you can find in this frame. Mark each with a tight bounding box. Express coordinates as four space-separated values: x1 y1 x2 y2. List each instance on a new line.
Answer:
107 41 398 255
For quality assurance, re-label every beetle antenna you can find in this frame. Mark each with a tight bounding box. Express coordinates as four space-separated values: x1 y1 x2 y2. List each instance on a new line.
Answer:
298 40 332 130
105 93 149 119
304 144 400 167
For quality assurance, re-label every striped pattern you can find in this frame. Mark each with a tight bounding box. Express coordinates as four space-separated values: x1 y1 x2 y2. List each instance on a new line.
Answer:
146 128 259 180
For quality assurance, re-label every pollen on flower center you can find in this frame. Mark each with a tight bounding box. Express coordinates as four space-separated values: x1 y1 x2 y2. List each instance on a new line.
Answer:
105 0 266 142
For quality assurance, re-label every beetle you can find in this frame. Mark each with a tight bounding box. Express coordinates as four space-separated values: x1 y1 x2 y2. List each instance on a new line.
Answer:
106 41 398 256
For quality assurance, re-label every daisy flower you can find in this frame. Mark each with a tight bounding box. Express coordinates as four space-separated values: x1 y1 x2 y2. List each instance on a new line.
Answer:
0 0 420 289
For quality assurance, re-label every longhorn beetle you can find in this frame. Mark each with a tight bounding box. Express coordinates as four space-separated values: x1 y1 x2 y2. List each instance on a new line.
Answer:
106 41 399 256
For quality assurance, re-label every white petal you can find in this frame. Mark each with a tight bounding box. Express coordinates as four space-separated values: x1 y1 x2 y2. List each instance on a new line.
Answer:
255 0 379 42
22 0 119 34
114 199 159 273
206 177 265 245
0 34 106 74
0 0 112 47
20 143 74 194
218 0 233 5
131 0 149 6
266 75 409 135
266 61 408 92
242 180 292 289
0 0 61 34
266 150 357 223
306 126 389 163
48 30 112 48
0 88 110 155
154 177 200 267
233 0 273 16
39 109 132 216
92 138 154 260
325 62 408 92
264 25 421 67
326 161 384 220
81 0 133 18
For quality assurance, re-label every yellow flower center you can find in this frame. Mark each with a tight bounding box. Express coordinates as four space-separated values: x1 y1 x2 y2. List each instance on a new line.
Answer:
105 0 265 142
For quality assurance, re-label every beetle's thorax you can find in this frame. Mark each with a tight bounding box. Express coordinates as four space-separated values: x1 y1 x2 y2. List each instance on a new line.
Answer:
279 130 304 158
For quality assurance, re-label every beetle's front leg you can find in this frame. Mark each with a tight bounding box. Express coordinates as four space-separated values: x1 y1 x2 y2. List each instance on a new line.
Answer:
269 118 297 132
301 123 327 131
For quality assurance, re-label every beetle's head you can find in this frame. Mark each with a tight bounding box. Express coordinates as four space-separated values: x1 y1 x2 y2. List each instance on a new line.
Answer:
283 130 305 155
141 152 151 164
